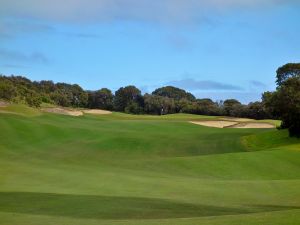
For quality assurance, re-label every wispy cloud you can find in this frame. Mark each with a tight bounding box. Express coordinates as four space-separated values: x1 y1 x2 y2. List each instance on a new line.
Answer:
249 80 267 88
0 0 297 24
167 78 243 91
0 48 48 63
2 64 28 69
64 32 101 39
166 33 192 51
194 91 262 104
0 20 101 39
0 20 55 38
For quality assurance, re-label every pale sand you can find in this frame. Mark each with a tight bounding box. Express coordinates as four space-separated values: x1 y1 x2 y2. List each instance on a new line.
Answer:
0 101 9 108
83 109 112 115
190 121 238 128
190 120 275 129
228 122 275 129
42 108 112 116
42 108 83 116
219 117 254 122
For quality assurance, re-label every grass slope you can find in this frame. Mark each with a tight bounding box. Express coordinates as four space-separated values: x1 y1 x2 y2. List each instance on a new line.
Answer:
0 105 299 225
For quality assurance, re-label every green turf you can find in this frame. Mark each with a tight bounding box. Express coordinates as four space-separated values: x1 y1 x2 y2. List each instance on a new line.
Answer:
0 105 299 225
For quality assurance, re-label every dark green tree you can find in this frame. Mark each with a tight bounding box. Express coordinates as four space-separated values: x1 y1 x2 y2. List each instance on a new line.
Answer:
114 86 143 112
263 77 300 137
70 84 88 107
51 83 88 107
88 88 114 110
196 98 220 115
245 101 269 120
125 101 144 114
25 90 42 107
152 86 196 101
180 98 221 116
0 78 18 101
144 94 176 115
223 99 244 117
276 63 300 86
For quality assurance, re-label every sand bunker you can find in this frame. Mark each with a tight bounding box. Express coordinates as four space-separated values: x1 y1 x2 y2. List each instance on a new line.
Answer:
219 117 254 122
190 120 275 129
42 108 83 116
83 109 112 115
42 108 112 116
228 122 275 129
190 121 238 128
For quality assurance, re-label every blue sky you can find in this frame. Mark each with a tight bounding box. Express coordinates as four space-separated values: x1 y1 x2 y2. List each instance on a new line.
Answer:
0 0 299 103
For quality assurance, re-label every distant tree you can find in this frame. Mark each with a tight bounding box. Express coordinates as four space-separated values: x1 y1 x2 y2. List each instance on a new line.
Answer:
176 98 192 113
125 101 144 114
50 90 71 106
51 83 88 107
70 84 88 107
0 75 94 108
37 80 56 93
245 101 269 120
196 98 221 116
25 90 42 107
0 77 18 101
276 63 300 86
223 99 243 117
88 88 114 110
262 91 279 119
144 94 176 115
9 76 34 90
263 77 300 137
180 98 220 116
114 86 143 112
152 86 196 101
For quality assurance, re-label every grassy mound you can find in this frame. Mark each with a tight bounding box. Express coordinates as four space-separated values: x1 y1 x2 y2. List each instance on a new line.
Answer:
0 108 299 225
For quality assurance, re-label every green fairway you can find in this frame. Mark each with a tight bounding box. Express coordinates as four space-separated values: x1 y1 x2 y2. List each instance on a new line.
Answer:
0 105 299 225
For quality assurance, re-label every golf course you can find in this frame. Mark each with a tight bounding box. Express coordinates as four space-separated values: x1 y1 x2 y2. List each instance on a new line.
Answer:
0 104 299 225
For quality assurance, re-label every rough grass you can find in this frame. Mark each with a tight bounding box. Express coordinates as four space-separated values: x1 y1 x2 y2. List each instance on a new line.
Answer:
0 106 299 225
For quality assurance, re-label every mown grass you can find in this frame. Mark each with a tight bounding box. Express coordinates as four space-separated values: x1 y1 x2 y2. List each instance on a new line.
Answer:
0 105 299 225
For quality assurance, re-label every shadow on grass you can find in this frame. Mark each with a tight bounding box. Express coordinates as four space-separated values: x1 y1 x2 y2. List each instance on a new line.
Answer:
0 192 298 220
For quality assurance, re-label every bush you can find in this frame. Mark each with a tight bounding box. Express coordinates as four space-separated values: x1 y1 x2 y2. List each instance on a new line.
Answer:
125 102 144 114
0 79 18 101
25 91 42 107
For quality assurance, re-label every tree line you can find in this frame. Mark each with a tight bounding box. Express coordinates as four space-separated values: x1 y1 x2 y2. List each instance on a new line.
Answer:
0 76 270 118
0 62 299 136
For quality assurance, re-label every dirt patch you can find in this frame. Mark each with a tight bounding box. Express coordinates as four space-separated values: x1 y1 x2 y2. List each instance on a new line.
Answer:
190 121 238 128
0 101 9 108
83 109 112 115
190 120 275 129
228 122 275 129
42 108 83 116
